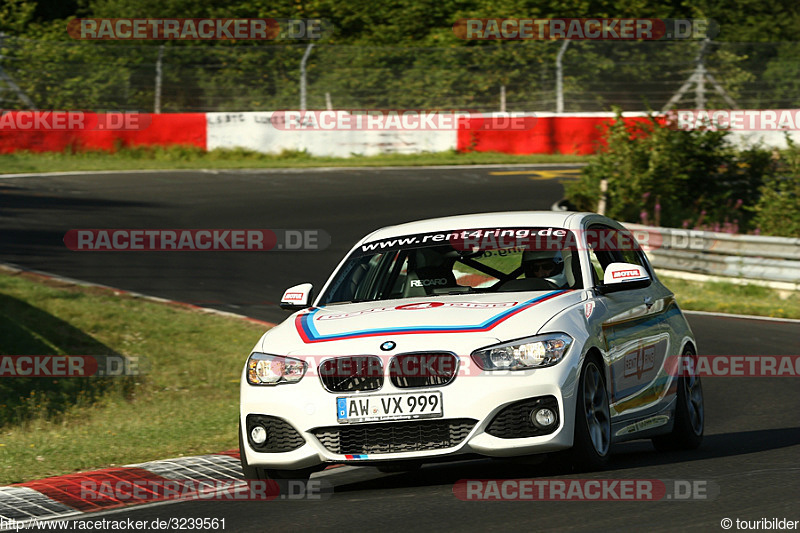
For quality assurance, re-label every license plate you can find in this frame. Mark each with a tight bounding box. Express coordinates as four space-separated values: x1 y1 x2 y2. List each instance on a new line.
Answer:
336 391 443 424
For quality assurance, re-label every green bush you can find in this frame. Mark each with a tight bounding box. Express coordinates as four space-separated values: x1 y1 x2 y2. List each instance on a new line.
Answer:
565 109 776 232
751 137 800 237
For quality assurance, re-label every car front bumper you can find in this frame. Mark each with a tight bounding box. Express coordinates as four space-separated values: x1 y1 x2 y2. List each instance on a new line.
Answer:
240 355 581 469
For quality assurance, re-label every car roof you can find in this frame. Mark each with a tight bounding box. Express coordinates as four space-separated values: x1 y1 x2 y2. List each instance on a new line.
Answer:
361 211 592 242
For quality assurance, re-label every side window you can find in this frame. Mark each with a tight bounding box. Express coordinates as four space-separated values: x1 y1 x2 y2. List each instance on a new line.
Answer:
588 251 605 284
385 253 410 299
612 228 651 276
327 251 408 303
587 224 650 284
325 255 372 303
587 224 615 284
370 251 409 300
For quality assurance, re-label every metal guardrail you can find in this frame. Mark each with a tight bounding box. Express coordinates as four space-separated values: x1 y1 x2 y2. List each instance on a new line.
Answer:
623 223 800 288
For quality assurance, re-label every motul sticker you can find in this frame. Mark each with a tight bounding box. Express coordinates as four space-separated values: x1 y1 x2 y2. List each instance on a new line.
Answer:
612 268 642 279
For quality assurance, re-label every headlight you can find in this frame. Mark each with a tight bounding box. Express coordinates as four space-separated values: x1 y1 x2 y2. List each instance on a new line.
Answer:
246 352 307 385
471 333 573 370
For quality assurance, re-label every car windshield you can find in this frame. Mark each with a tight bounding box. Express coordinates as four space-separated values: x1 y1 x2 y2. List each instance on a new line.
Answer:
318 227 583 305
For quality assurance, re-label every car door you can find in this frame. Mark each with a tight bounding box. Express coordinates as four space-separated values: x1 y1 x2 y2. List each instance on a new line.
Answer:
585 223 673 431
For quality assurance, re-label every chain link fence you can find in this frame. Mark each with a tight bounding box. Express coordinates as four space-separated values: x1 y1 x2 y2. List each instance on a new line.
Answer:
1 36 798 113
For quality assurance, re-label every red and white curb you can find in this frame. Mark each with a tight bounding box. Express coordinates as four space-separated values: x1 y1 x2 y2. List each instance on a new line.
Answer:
0 451 361 527
0 452 242 524
0 486 79 523
0 454 243 522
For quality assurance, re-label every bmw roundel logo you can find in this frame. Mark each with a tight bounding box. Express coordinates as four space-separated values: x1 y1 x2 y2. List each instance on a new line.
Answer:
380 341 396 351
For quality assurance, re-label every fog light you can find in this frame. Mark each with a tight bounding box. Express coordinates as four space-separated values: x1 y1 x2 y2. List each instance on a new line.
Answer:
250 425 268 445
531 408 556 429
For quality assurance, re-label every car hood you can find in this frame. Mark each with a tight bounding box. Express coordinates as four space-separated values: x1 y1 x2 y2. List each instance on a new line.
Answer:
258 289 584 356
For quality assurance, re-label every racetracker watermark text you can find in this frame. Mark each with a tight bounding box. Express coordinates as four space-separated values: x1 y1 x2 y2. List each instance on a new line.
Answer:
0 111 150 131
0 355 146 377
269 110 537 131
453 18 718 40
672 109 800 131
667 355 800 377
77 479 331 502
67 18 333 40
63 229 330 251
453 479 719 501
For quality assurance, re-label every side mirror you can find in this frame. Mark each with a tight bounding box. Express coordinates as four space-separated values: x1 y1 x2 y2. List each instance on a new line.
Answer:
597 263 651 294
280 283 314 311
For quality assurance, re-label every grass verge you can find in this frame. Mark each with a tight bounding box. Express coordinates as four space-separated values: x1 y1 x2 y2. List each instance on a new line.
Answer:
0 270 267 485
659 274 800 319
0 269 795 485
0 146 589 174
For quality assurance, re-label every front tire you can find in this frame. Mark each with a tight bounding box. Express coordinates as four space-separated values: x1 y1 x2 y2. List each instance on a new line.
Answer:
652 347 704 451
562 356 611 471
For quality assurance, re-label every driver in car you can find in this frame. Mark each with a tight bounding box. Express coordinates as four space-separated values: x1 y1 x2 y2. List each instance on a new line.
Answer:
521 250 568 288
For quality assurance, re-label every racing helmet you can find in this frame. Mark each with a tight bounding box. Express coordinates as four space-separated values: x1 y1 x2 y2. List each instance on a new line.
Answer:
521 250 565 283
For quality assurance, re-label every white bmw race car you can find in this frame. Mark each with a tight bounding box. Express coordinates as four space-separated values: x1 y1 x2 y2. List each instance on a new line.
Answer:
239 211 704 479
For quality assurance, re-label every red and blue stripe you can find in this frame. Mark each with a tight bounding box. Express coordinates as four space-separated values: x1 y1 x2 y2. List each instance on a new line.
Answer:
295 290 570 343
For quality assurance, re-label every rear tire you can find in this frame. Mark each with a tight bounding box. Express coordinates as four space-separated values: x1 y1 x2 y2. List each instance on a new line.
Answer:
652 347 704 451
561 355 611 471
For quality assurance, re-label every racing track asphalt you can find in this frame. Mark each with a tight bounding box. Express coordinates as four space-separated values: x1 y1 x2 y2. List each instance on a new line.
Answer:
0 166 573 324
1 166 798 532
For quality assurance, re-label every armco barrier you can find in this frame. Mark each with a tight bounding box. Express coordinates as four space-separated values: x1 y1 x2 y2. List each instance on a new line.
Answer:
206 111 457 157
624 223 800 289
1 110 798 155
205 111 656 156
458 112 657 155
0 112 206 153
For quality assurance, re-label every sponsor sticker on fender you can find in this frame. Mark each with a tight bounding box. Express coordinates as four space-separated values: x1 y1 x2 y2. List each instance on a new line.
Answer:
624 345 656 378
